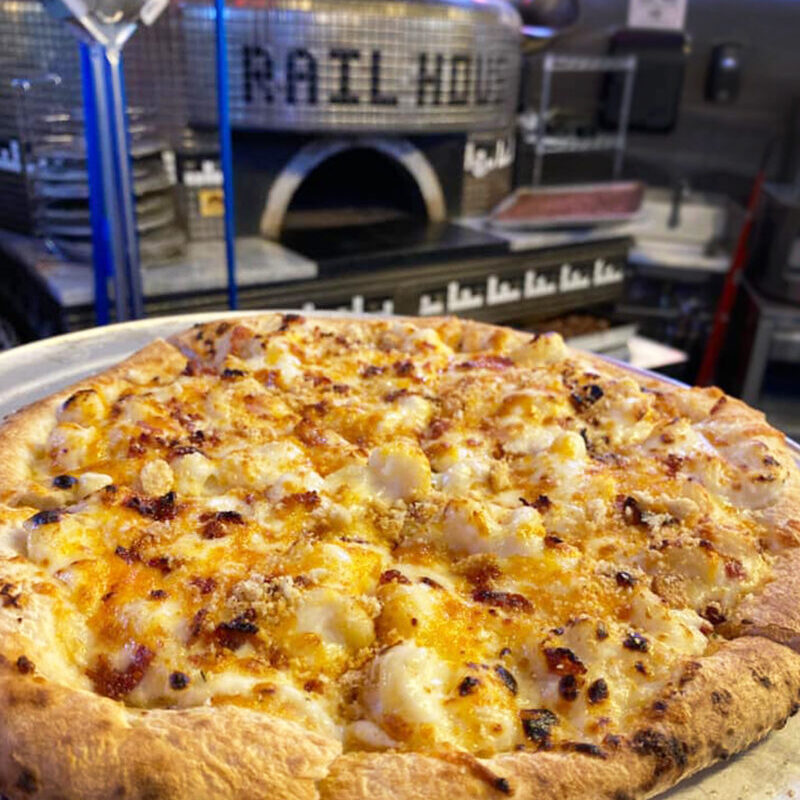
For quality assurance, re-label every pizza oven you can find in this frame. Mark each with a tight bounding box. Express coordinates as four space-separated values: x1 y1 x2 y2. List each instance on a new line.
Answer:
180 0 522 241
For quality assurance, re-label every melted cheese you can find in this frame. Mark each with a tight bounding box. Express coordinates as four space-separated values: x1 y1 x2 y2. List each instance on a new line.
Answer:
441 500 545 557
366 642 453 738
294 587 375 649
368 442 432 502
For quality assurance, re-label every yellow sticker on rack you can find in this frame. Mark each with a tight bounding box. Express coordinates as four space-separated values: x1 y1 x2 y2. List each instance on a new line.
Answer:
198 189 224 218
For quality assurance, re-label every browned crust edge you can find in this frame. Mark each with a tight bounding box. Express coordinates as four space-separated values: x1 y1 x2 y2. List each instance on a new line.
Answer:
0 655 340 800
723 548 800 652
319 637 800 800
2 636 799 800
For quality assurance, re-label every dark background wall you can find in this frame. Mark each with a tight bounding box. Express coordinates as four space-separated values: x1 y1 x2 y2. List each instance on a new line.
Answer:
520 0 800 200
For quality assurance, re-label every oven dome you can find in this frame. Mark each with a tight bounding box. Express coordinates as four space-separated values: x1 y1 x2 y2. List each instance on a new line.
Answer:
180 0 522 132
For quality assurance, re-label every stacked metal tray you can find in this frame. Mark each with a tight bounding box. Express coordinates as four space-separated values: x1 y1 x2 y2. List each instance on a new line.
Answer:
27 110 185 265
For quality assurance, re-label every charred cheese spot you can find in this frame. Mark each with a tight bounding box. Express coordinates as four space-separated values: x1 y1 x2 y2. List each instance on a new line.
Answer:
58 389 106 424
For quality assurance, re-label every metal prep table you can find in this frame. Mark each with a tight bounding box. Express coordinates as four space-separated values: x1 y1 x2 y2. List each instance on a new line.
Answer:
0 223 632 342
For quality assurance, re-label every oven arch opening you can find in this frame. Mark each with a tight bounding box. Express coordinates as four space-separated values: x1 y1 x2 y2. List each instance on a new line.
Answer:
259 137 447 240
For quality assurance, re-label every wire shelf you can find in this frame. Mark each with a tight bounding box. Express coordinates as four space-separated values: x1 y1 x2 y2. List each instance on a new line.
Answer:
543 54 637 73
530 52 638 184
535 134 623 154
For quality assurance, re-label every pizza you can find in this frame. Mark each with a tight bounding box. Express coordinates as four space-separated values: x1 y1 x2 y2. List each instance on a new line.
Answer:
1 312 799 800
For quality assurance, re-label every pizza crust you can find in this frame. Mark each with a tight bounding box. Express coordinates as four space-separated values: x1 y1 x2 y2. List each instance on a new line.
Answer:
167 314 531 366
1 636 799 799
319 637 800 800
723 550 800 652
0 656 340 800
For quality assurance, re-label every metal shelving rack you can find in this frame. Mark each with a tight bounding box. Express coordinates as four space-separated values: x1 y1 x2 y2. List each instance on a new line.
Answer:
13 0 239 326
531 53 637 185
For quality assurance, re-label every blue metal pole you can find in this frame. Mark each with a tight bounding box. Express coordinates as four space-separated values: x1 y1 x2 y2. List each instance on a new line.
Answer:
80 42 111 325
214 0 238 310
105 48 144 319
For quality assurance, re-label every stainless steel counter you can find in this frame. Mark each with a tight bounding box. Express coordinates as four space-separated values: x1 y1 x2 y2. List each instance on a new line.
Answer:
0 232 317 308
